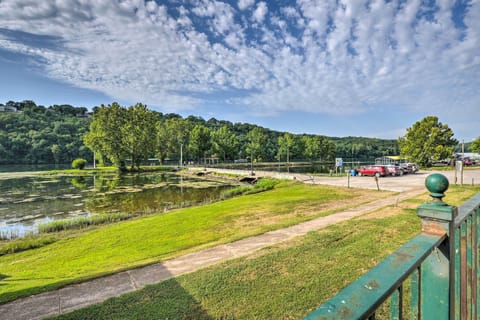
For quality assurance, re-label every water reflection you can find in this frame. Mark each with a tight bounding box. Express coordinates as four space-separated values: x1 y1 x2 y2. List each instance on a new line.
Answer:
0 172 234 238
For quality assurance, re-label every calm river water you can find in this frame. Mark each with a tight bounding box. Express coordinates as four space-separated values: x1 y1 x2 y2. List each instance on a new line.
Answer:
0 172 235 238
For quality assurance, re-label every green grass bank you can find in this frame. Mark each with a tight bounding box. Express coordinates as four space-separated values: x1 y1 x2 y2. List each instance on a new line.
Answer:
0 180 387 304
50 185 480 319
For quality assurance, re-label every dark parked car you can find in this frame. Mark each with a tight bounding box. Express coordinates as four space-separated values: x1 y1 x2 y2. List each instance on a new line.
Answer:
357 165 388 177
399 163 418 174
385 165 403 176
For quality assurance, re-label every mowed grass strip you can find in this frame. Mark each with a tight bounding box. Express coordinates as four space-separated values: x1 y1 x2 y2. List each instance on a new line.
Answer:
0 181 389 303
51 210 421 320
51 185 480 320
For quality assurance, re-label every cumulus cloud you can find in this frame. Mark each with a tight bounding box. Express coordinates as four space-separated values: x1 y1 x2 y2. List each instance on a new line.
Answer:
252 2 268 22
238 0 255 11
0 0 478 126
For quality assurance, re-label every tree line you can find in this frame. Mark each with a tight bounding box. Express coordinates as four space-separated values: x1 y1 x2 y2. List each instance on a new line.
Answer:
1 100 409 167
83 102 339 170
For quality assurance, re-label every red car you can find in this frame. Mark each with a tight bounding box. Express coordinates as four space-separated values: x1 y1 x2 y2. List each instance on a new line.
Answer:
357 165 388 177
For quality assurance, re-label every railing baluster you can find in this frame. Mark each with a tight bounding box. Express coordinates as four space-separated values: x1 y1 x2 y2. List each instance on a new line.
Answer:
454 226 461 320
461 222 467 319
467 216 473 319
390 285 403 320
410 268 420 320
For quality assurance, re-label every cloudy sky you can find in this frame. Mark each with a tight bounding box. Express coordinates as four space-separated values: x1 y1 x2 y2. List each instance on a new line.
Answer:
0 0 478 140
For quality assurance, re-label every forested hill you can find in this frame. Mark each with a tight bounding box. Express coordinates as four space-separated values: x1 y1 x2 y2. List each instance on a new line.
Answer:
0 100 92 165
0 100 398 165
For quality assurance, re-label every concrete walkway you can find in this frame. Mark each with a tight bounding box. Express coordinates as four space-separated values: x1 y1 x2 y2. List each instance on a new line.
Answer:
0 183 429 320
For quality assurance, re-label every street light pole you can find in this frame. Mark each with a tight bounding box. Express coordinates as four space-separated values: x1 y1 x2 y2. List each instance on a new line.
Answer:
250 151 254 176
287 148 289 173
180 143 183 167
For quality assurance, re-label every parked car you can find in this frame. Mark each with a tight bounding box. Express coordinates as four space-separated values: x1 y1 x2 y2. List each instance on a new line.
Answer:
357 165 388 177
463 159 474 166
406 163 419 173
400 163 418 174
385 165 403 176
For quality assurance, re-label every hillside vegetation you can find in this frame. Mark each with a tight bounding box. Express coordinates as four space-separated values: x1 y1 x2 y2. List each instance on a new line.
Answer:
1 100 399 166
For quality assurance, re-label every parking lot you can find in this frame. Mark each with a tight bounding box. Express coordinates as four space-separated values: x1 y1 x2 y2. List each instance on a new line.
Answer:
306 169 480 192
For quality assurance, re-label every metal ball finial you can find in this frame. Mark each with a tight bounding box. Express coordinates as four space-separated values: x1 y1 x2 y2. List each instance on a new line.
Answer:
425 173 449 201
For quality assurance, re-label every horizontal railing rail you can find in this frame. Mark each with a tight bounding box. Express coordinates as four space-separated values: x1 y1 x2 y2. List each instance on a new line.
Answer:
304 173 480 320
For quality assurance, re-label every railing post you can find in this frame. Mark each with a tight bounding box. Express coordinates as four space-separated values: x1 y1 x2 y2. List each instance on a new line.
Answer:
416 173 458 319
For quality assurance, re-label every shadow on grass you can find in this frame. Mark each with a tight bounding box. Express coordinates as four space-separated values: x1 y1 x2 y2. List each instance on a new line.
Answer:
0 274 9 286
49 265 213 320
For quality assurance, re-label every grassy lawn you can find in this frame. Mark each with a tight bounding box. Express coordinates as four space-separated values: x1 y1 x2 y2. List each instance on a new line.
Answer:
50 185 480 320
0 181 389 304
52 214 418 320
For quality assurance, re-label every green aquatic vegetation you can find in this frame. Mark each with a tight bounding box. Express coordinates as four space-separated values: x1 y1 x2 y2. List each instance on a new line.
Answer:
221 178 279 198
38 213 132 233
0 235 57 256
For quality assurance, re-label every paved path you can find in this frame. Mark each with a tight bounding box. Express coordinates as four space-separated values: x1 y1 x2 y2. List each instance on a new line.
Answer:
1 169 479 319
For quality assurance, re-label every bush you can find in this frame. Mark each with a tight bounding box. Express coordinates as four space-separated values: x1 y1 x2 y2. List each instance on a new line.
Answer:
72 158 88 170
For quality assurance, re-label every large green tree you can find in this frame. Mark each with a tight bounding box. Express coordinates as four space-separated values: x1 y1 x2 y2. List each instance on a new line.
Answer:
301 135 336 162
188 125 212 162
155 121 170 164
156 118 192 164
398 116 457 166
84 103 127 169
85 103 157 170
277 133 295 163
121 103 157 169
471 137 480 153
212 125 239 161
301 136 319 162
246 127 268 162
318 136 336 161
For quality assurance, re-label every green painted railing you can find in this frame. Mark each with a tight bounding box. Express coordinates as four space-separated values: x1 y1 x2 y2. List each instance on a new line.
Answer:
304 173 480 319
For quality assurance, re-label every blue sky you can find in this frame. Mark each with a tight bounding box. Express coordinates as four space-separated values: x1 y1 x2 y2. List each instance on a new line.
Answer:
0 0 479 141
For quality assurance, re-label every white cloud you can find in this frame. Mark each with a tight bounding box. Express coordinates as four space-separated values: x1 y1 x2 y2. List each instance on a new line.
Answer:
238 0 255 11
252 1 267 22
0 0 478 131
